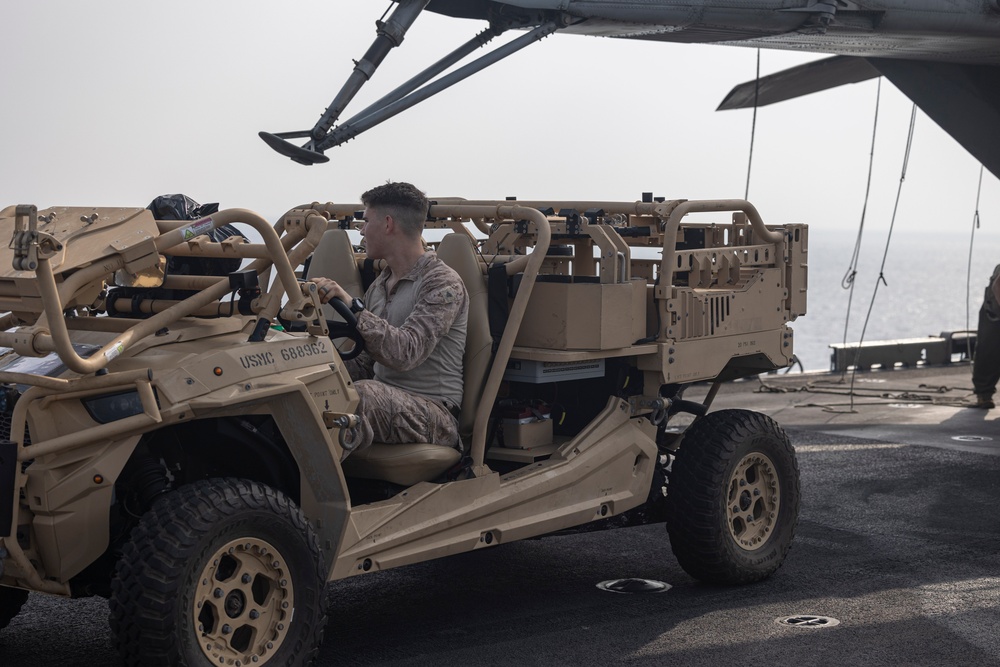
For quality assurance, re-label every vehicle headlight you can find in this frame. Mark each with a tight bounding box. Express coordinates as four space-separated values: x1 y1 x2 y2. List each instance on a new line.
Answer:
82 390 154 424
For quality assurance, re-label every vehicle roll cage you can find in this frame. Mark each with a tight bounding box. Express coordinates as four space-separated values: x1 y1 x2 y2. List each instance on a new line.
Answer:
0 194 797 491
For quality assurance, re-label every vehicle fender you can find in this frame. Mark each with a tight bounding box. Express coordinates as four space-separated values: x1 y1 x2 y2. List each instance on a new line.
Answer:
26 434 140 582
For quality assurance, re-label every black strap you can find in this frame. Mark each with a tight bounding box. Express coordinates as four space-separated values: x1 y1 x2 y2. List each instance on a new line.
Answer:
248 317 271 342
441 399 461 420
487 264 510 353
0 440 17 536
360 258 377 292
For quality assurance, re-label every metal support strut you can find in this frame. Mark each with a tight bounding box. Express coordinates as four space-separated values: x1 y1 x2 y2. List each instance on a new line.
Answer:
260 0 563 165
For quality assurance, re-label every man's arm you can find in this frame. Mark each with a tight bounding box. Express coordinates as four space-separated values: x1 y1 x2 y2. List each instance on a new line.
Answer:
356 274 467 371
311 272 467 372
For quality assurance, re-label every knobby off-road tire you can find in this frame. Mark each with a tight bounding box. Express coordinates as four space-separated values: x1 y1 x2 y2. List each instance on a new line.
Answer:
665 409 799 584
109 478 327 666
0 586 29 630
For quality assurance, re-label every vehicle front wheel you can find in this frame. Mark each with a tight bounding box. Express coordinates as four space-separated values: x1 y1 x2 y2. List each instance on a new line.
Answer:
665 409 799 584
109 478 327 666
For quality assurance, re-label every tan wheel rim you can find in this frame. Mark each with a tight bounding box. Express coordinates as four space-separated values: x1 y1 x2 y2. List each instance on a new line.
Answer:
194 537 294 666
726 452 780 551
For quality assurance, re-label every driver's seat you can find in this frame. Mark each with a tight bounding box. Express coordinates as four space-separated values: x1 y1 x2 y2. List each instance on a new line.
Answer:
310 231 488 486
305 229 365 321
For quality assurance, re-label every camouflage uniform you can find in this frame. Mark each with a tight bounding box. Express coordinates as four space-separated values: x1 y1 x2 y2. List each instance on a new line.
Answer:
341 252 468 456
972 263 1000 406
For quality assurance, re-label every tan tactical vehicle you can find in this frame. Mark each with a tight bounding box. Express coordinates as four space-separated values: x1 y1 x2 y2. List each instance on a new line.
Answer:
0 196 807 665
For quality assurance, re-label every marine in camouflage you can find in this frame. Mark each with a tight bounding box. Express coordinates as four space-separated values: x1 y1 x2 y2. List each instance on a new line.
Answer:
341 251 467 454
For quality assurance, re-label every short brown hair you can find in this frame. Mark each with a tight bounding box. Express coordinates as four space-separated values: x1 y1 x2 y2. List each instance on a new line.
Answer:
361 182 429 237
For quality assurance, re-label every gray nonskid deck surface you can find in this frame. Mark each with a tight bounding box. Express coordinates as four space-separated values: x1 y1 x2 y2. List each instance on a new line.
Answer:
3 365 998 666
712 362 1000 457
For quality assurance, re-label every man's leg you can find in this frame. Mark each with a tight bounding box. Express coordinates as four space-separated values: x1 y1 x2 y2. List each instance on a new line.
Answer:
972 307 1000 408
342 380 460 456
343 350 375 381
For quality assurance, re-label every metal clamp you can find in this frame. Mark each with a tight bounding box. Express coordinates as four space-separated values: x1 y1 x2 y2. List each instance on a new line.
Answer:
10 205 63 271
628 396 670 424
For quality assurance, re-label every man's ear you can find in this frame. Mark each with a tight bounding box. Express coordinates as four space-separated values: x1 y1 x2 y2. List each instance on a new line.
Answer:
384 214 396 235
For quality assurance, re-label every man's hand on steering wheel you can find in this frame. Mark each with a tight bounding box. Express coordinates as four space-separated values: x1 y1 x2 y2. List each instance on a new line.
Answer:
312 277 352 309
311 277 366 361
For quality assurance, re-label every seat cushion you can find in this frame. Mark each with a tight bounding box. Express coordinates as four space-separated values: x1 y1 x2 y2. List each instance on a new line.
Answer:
342 442 462 486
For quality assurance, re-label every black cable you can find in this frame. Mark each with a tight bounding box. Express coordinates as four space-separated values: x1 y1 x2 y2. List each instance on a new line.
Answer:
378 1 393 22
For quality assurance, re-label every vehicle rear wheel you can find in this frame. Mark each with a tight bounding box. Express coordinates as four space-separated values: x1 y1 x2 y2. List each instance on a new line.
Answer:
665 409 799 584
109 478 327 666
0 586 29 630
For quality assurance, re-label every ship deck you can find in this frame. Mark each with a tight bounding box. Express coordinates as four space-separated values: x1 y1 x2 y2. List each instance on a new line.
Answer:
711 361 999 457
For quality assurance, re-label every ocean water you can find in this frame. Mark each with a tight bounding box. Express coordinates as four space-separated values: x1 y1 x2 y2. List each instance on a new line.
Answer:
789 226 1000 372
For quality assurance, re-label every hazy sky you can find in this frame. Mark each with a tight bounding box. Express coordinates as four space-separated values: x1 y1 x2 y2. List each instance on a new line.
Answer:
3 0 999 237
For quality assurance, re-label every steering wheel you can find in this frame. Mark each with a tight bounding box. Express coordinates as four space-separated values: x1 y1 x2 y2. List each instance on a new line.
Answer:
326 297 366 361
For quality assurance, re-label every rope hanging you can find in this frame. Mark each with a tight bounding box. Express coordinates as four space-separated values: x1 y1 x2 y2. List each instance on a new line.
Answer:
964 164 986 359
840 78 882 352
744 49 761 200
843 103 918 411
